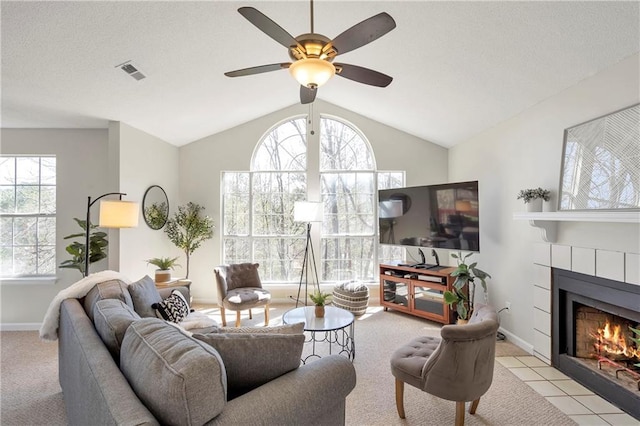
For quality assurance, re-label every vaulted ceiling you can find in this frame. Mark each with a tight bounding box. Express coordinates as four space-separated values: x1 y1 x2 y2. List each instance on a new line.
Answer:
2 1 639 148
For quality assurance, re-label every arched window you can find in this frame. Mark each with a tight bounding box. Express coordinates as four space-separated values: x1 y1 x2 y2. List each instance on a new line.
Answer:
222 114 404 283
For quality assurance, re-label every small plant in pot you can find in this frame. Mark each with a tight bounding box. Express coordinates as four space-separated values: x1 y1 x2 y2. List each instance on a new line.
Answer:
517 187 551 212
146 256 180 283
443 252 491 324
309 291 331 318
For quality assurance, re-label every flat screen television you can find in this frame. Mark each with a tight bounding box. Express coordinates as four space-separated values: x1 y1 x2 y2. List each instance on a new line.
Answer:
378 180 480 253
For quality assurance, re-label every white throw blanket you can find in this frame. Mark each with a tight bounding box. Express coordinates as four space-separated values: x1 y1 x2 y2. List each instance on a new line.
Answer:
39 270 131 341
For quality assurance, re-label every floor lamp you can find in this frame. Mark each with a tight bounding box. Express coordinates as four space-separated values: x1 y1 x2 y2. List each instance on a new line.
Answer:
84 192 139 277
293 201 323 307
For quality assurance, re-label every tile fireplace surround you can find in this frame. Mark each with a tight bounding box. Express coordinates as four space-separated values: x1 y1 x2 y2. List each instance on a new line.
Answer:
530 242 640 419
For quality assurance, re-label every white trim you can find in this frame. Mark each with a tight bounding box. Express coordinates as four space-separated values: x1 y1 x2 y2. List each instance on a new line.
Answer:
0 322 41 331
498 326 533 355
513 211 640 223
0 276 58 285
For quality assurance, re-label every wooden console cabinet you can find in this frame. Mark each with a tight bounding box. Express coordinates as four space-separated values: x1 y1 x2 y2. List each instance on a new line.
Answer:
379 262 458 324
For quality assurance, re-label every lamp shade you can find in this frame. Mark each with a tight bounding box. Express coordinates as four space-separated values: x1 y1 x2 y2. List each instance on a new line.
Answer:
289 58 335 88
379 200 403 219
294 201 323 223
99 200 139 228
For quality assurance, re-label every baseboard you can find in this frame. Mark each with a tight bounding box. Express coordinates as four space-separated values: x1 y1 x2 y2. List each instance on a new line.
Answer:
0 323 41 331
498 326 534 354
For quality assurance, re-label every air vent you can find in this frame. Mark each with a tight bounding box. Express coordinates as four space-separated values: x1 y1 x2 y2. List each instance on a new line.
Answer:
116 61 146 81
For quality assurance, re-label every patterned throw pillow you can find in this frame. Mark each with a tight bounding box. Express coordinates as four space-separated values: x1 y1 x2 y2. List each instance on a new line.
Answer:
152 290 190 323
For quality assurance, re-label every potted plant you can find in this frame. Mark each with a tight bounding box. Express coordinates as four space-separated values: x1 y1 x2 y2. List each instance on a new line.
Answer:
443 252 491 324
309 291 332 318
164 202 214 279
59 218 108 277
146 257 180 283
517 187 551 212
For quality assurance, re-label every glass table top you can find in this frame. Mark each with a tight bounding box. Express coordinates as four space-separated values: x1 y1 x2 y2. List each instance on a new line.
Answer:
282 306 354 332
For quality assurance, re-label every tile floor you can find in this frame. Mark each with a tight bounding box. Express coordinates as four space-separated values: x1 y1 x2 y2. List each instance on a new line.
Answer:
496 356 640 426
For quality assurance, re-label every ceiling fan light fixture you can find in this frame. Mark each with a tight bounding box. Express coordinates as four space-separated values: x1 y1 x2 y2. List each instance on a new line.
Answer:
289 58 335 88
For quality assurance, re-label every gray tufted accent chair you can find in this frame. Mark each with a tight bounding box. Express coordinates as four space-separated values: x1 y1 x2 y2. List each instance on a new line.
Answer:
390 304 500 425
214 263 271 327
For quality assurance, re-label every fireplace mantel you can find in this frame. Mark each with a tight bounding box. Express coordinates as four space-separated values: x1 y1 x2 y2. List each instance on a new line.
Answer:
513 211 640 242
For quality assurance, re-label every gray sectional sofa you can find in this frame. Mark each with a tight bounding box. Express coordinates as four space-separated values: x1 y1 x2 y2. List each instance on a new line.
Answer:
58 277 357 425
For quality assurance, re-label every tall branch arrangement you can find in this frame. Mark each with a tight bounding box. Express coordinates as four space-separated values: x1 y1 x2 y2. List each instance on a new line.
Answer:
164 202 214 279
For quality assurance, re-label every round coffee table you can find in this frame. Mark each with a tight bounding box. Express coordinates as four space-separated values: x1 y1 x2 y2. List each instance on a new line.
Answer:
282 305 355 364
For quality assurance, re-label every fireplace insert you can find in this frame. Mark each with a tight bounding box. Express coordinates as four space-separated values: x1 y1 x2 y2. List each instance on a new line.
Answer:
552 268 640 419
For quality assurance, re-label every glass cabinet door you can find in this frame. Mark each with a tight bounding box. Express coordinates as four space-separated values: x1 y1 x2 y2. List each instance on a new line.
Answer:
413 285 444 317
382 278 409 309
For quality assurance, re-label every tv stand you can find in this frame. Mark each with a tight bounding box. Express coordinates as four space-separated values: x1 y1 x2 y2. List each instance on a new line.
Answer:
380 262 459 324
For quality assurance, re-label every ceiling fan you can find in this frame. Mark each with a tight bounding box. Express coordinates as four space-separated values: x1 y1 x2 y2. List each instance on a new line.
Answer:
224 0 396 104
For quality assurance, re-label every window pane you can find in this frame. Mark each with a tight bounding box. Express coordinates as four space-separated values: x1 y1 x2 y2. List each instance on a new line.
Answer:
0 186 15 213
0 247 13 274
321 237 375 281
16 157 40 184
14 217 37 245
40 186 56 213
252 118 307 171
0 158 15 185
16 186 39 214
253 237 305 282
252 172 305 236
14 246 37 275
322 172 375 235
40 157 56 185
39 217 56 245
378 172 404 190
38 245 56 275
320 117 374 171
1 217 13 245
223 172 250 236
223 238 251 264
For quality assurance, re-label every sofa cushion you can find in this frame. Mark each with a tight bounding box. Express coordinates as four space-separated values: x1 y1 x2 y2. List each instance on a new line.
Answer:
120 318 226 425
83 279 133 322
128 275 163 318
192 332 303 398
93 299 141 362
152 289 190 323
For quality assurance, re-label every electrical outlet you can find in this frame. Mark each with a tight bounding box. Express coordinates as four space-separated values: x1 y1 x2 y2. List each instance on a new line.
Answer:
505 301 511 311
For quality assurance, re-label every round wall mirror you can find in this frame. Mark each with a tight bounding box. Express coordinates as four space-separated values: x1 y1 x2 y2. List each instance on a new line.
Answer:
142 185 169 230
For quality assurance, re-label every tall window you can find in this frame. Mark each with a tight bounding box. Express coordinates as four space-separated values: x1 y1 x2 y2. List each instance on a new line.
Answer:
222 115 404 283
0 156 56 277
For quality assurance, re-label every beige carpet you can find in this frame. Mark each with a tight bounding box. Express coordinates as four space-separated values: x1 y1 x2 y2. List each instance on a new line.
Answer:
1 303 575 425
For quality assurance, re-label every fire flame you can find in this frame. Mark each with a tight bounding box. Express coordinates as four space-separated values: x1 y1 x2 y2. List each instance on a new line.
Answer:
592 322 640 360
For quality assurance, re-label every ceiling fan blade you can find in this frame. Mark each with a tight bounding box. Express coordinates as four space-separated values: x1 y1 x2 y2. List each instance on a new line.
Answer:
335 63 392 87
238 7 303 51
300 85 317 104
225 63 291 77
327 12 396 56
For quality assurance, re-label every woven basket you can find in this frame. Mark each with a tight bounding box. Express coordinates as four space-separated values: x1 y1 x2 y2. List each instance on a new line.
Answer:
332 281 369 316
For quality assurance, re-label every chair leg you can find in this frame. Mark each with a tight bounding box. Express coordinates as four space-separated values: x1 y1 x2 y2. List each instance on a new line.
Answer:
264 304 270 326
235 311 242 327
455 401 465 426
394 379 406 419
469 398 480 415
220 307 227 327
249 309 253 320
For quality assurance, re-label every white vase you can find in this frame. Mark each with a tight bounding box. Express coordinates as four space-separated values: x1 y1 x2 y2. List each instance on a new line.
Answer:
526 199 542 212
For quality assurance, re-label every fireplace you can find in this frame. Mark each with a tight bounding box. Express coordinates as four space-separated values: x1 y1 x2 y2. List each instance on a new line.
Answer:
552 268 640 419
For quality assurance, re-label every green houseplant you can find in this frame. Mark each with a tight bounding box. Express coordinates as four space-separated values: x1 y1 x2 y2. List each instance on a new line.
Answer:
164 202 214 279
59 218 108 277
309 291 331 318
443 252 491 323
146 256 180 283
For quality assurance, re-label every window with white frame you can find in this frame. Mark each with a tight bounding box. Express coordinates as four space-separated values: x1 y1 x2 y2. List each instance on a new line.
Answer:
222 115 404 283
0 156 56 277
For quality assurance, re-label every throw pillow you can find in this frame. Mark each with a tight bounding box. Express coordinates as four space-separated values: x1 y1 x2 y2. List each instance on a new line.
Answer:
192 332 304 399
120 318 226 425
92 299 141 362
153 290 190 323
128 275 163 318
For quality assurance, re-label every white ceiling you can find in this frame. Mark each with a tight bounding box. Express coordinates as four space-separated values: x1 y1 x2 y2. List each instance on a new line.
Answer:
2 1 639 148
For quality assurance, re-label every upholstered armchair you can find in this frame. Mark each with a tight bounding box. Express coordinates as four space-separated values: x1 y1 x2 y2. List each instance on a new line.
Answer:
390 304 499 425
214 263 271 327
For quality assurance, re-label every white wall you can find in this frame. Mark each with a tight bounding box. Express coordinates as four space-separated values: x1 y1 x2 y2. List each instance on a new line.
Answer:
116 122 181 280
179 99 449 303
448 53 640 348
0 129 109 325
